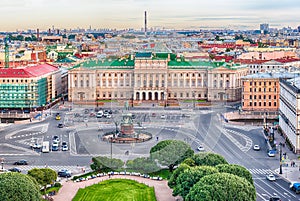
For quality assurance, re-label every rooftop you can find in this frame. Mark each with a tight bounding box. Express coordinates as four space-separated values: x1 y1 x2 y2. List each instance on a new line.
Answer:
0 64 59 78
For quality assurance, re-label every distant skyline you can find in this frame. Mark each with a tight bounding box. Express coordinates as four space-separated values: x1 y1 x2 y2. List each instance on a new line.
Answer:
1 0 300 31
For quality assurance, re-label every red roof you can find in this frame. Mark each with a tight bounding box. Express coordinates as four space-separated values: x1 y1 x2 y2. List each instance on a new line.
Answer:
0 63 59 78
274 58 300 63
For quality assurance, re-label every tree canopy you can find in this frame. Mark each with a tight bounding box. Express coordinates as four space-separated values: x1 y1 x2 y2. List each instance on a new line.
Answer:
27 168 57 188
168 163 190 188
91 156 124 172
126 157 160 174
216 164 254 185
186 173 256 201
0 172 41 201
191 153 228 167
173 166 218 198
150 140 194 172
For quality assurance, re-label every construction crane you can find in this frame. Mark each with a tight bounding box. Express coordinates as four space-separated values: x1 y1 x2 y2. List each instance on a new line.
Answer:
4 36 9 68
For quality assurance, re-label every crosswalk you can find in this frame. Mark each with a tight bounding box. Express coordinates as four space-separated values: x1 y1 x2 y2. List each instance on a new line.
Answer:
248 168 275 175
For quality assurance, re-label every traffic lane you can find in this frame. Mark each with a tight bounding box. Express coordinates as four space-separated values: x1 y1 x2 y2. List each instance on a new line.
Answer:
254 177 300 201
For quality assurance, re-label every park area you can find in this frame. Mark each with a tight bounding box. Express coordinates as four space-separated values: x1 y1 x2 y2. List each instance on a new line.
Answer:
72 179 156 201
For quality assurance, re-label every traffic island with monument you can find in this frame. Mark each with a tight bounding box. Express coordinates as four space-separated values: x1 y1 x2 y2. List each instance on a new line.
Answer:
102 113 152 143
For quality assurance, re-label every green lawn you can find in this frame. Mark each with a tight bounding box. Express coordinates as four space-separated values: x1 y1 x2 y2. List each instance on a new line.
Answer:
72 179 156 201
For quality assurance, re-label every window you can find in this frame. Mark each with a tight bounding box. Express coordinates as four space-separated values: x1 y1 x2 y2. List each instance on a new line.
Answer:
274 95 276 99
264 102 266 106
250 88 252 92
254 102 257 106
274 102 277 106
254 95 256 99
250 95 252 99
249 102 252 106
269 102 271 106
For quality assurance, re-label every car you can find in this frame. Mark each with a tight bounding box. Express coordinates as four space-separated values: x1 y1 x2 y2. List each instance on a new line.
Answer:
83 118 88 122
8 167 21 173
58 169 71 178
52 144 59 151
268 150 276 157
31 143 42 149
197 145 205 151
160 114 166 119
269 197 281 201
266 174 276 181
253 145 260 151
55 115 61 120
57 123 63 128
62 141 67 146
103 112 109 118
105 114 112 119
62 145 68 151
53 135 60 143
13 160 28 165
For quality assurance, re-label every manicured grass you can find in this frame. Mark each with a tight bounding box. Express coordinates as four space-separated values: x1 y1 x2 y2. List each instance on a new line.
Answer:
72 179 156 201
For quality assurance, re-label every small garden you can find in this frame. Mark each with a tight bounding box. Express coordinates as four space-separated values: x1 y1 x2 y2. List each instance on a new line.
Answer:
72 179 156 201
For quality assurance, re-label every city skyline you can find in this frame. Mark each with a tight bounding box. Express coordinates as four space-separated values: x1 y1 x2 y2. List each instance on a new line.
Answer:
1 0 300 31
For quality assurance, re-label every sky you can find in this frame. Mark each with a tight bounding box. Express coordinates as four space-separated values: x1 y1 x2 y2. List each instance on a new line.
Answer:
1 0 300 31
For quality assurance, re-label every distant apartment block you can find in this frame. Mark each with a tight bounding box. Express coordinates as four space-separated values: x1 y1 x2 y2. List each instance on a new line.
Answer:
68 53 248 104
279 77 300 154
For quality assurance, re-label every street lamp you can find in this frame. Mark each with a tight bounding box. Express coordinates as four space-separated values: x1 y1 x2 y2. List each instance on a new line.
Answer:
164 92 167 108
131 93 134 108
279 142 283 174
1 158 3 170
192 91 195 109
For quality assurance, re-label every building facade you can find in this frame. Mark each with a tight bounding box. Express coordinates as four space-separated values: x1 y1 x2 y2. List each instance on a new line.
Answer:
0 64 61 110
68 53 248 104
279 77 300 154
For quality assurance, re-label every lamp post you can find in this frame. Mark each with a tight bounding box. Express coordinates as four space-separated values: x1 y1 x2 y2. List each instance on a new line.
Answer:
164 92 167 108
279 142 283 174
131 93 134 108
192 91 195 109
110 137 113 160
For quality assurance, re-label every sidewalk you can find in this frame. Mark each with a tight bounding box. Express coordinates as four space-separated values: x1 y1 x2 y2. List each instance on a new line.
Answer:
272 129 300 183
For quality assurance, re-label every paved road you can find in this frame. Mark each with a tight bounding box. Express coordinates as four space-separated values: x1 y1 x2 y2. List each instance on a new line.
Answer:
0 104 299 201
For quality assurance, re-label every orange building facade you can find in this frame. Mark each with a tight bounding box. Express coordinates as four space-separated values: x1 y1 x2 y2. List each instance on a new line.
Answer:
242 75 280 111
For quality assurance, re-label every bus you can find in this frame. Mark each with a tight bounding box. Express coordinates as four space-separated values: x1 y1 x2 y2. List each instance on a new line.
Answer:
42 141 50 153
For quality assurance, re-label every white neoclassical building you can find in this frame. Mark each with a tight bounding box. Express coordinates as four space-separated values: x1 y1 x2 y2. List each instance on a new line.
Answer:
68 52 248 105
279 77 300 154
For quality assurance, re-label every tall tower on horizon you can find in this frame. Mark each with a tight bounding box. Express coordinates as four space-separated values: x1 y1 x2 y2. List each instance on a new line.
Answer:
144 11 147 36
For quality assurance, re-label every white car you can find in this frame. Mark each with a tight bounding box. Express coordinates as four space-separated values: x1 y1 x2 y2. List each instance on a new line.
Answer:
266 174 276 181
160 115 166 119
253 145 260 151
268 151 276 157
62 145 68 151
197 145 205 151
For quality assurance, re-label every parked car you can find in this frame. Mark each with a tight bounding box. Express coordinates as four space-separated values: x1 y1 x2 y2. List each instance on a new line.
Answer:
57 123 63 128
13 160 28 165
8 167 21 173
290 182 300 194
266 174 276 181
253 145 260 151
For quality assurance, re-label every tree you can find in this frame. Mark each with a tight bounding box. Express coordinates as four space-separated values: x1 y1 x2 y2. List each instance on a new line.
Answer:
216 164 253 185
192 153 228 167
0 172 41 201
91 156 124 172
150 140 194 172
173 166 218 198
28 168 57 192
126 157 160 173
182 157 195 167
186 173 256 201
168 163 190 188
